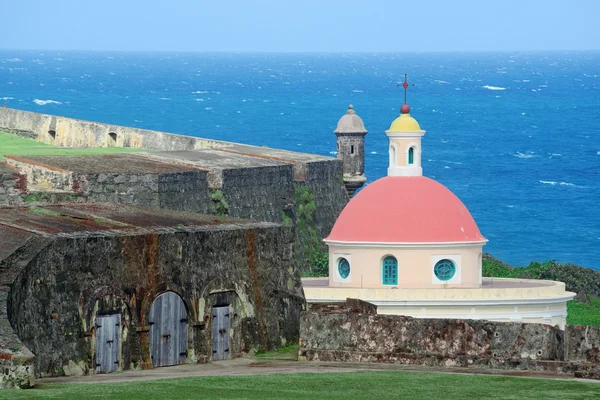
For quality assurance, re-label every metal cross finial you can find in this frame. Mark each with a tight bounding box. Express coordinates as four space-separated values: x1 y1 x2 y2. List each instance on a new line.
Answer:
397 74 414 104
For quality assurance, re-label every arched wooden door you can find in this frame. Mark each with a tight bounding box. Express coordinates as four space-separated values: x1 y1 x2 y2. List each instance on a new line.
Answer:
149 292 187 367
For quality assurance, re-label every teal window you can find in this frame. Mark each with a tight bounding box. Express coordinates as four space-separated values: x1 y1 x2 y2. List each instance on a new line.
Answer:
408 147 414 164
338 258 350 279
382 256 398 285
434 259 456 281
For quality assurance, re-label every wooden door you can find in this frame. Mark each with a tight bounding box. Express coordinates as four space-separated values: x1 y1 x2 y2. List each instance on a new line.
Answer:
149 292 187 367
212 306 230 361
95 314 121 373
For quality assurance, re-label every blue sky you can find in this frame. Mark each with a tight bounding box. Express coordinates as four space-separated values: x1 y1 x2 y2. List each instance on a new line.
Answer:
2 0 599 52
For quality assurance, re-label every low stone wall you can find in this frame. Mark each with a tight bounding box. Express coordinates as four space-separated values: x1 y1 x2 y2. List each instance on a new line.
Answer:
0 107 225 151
0 164 26 206
5 156 71 192
565 325 600 363
299 300 600 379
0 288 34 389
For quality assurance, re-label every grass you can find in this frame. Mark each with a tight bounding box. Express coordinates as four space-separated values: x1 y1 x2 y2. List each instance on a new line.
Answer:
0 130 145 160
568 296 600 327
4 371 600 400
255 343 299 359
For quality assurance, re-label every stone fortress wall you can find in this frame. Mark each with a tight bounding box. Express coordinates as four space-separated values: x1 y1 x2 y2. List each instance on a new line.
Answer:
0 204 304 387
300 300 600 379
0 107 350 270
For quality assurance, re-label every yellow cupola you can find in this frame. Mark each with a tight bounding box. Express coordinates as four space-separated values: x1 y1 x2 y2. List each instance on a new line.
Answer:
386 104 423 133
385 102 426 177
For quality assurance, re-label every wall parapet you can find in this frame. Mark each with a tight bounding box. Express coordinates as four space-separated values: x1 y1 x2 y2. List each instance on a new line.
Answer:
299 299 600 379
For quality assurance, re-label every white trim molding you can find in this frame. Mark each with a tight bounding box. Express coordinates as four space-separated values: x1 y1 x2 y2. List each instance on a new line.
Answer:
324 240 488 248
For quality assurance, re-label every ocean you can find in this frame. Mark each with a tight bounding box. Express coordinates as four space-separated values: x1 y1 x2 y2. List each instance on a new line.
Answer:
0 51 599 269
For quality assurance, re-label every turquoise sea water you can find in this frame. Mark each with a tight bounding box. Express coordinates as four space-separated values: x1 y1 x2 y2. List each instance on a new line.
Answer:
1 51 599 269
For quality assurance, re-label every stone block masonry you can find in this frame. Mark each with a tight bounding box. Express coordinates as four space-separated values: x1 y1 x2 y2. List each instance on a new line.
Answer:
0 204 304 385
0 163 26 207
4 154 212 213
0 107 349 271
299 300 600 379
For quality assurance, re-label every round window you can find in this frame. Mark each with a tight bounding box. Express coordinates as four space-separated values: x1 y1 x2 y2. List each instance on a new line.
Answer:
338 258 350 279
434 259 456 281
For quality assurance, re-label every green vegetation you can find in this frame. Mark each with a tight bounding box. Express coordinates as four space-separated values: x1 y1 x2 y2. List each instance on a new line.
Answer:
567 297 600 326
0 130 144 160
482 254 600 326
5 371 600 399
27 206 62 217
23 192 52 203
255 343 299 359
294 185 328 276
210 189 229 216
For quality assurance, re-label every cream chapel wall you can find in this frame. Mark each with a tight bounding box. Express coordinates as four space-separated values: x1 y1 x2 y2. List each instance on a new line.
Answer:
328 244 483 289
389 139 422 167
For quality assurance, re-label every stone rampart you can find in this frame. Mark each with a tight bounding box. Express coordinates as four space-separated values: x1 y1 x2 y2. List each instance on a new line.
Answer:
299 299 600 379
0 204 304 380
0 108 349 268
0 107 225 151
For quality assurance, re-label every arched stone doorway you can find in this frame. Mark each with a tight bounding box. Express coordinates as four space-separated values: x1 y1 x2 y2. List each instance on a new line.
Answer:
149 291 188 367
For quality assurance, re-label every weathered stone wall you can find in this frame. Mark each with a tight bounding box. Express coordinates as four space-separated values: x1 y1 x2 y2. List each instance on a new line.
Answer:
300 310 564 362
78 171 211 213
221 165 294 222
0 288 34 389
5 156 72 192
0 164 26 206
0 107 350 272
0 107 225 151
303 160 348 245
299 301 600 379
565 325 600 363
6 224 303 377
158 171 211 213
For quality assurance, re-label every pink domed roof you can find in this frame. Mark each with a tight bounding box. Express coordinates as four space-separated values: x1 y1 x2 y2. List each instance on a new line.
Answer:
326 176 486 243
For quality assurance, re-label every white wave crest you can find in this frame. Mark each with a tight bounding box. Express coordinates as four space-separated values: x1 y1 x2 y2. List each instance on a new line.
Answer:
352 90 364 93
434 80 450 84
482 85 506 91
514 152 536 159
33 99 62 105
0 97 14 100
159 97 171 101
370 151 377 154
192 90 209 94
539 180 576 187
329 151 337 155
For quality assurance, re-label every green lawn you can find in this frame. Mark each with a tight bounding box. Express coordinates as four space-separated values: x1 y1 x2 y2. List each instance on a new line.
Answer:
4 371 600 400
568 296 600 326
0 131 144 160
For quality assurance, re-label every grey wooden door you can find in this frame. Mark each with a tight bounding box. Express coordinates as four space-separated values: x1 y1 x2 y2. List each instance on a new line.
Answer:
95 314 121 373
149 292 187 367
212 306 230 361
